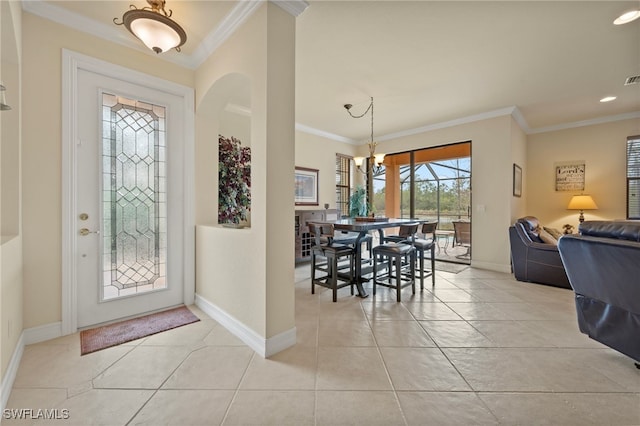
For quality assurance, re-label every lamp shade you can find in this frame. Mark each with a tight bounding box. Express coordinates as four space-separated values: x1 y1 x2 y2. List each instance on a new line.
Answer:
567 195 598 210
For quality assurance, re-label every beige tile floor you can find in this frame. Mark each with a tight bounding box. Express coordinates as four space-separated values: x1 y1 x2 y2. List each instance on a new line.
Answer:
5 265 640 425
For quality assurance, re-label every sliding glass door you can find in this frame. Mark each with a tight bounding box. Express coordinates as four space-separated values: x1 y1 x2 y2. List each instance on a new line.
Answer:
374 141 471 263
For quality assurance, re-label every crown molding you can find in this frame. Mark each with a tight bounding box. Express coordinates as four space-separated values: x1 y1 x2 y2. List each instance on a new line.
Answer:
377 106 522 142
292 106 640 146
527 111 640 135
21 0 270 70
190 1 264 68
294 107 525 145
21 0 195 68
510 106 530 134
272 0 310 17
295 123 357 144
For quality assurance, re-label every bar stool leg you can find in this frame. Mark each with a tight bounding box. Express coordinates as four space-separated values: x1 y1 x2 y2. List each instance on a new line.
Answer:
411 250 416 295
350 254 355 296
396 256 402 302
311 251 316 295
373 253 378 296
430 244 436 286
331 254 338 302
418 248 425 290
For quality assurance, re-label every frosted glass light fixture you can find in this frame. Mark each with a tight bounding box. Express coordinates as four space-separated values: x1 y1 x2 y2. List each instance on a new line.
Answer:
114 0 187 54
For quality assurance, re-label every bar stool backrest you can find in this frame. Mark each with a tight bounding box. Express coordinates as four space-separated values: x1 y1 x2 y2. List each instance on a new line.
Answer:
421 222 438 240
398 223 419 243
308 222 326 247
309 223 337 246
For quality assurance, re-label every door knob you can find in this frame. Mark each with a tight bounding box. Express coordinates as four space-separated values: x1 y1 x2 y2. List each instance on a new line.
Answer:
79 228 100 236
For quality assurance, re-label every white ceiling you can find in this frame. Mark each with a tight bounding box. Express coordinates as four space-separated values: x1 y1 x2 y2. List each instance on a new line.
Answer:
26 1 640 142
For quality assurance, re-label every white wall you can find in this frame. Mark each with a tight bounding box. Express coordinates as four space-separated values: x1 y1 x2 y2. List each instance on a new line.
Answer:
511 116 528 222
194 3 296 345
295 131 357 211
527 118 640 230
1 0 23 382
372 115 515 272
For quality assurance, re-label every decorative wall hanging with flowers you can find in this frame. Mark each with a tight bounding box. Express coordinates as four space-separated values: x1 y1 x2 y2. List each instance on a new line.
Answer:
218 135 251 224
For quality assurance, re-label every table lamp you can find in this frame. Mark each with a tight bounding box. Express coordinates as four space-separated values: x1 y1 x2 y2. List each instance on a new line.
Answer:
567 194 598 223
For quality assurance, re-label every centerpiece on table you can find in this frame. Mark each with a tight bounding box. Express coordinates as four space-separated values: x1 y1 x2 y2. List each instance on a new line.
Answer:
349 185 388 222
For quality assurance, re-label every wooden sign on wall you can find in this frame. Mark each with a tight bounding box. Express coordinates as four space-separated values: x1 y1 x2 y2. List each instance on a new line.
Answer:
555 161 585 191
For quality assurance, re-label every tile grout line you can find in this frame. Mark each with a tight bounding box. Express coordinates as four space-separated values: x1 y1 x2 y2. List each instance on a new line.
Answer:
123 343 211 425
360 299 410 426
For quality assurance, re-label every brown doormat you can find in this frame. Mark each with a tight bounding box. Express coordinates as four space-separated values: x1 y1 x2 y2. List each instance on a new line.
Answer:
80 306 200 355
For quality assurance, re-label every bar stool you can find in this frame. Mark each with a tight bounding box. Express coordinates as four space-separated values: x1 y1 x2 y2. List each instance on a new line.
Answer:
383 222 436 289
309 223 356 302
372 223 418 302
413 222 437 289
334 231 374 260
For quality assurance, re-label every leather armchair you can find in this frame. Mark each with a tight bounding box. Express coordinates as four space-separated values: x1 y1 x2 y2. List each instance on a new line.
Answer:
558 221 640 364
509 216 571 289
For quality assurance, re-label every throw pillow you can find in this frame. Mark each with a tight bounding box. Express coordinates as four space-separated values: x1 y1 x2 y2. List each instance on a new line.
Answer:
539 228 558 245
544 226 563 240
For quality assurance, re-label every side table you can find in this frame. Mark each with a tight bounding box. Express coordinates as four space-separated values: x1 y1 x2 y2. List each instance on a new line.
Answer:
435 230 454 254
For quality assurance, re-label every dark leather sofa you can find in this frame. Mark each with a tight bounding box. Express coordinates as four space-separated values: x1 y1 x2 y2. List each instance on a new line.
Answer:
558 221 640 364
509 216 571 289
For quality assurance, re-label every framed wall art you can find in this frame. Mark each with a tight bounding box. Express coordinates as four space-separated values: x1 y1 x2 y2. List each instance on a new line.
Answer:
513 163 522 197
555 161 585 191
295 167 319 206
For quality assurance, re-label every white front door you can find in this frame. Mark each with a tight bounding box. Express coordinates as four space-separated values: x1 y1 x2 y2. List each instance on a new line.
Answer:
75 68 186 328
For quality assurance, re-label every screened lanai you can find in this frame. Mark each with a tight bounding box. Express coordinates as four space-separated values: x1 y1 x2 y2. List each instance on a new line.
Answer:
371 142 472 264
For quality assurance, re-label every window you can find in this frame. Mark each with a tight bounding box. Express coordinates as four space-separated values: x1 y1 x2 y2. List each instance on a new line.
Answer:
335 154 351 217
627 136 640 219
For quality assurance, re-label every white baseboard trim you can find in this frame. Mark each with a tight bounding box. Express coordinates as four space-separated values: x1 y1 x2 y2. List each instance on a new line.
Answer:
2 322 65 410
195 294 296 358
23 321 63 345
1 332 24 412
471 261 512 274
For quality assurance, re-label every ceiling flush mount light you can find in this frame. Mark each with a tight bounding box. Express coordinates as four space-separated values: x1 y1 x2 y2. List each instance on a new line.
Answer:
600 96 617 103
344 97 385 175
114 0 187 54
567 194 598 223
614 9 640 25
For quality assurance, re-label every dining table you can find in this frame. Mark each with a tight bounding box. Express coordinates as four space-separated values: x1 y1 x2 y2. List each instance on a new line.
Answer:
322 217 428 298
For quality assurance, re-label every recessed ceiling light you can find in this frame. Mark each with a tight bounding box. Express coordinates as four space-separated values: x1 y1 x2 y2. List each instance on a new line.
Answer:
600 96 617 103
614 9 640 25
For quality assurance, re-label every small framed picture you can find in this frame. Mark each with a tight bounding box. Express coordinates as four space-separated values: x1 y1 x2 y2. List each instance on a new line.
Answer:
513 163 522 197
295 167 319 206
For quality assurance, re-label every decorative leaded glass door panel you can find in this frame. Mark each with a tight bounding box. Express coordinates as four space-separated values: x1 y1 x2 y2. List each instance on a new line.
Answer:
76 68 185 328
102 93 167 300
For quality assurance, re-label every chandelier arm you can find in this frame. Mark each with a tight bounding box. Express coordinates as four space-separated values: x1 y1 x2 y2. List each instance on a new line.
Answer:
345 97 373 119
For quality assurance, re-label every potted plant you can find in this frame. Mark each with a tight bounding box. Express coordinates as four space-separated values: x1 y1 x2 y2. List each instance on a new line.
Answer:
349 185 368 218
218 135 251 225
